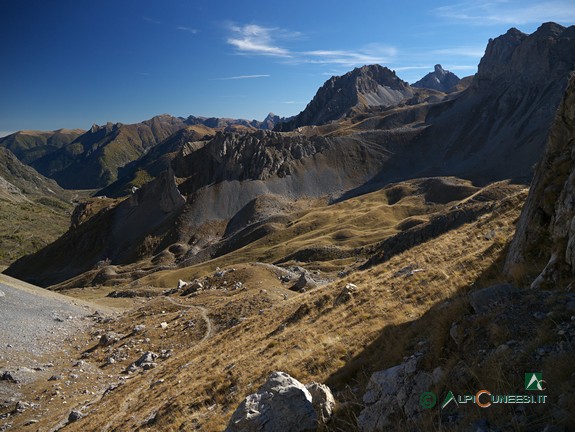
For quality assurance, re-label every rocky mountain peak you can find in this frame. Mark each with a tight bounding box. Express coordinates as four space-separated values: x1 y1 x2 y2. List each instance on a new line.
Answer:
276 64 414 130
412 64 460 92
475 22 575 93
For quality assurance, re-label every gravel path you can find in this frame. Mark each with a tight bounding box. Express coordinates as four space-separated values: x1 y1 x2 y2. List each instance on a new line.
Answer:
0 274 109 363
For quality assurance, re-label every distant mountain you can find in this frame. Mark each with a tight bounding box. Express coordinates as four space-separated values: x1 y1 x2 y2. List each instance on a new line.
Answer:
97 125 217 198
0 129 84 165
276 65 415 130
185 113 287 131
412 64 460 92
6 114 287 190
31 115 188 189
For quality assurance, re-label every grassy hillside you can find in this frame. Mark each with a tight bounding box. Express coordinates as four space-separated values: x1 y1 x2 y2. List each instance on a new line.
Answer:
9 179 571 432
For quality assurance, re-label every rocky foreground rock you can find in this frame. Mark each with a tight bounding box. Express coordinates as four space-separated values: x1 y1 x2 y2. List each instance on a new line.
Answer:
225 371 335 432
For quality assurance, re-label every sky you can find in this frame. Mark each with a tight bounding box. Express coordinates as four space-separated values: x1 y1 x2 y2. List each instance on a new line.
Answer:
1 0 574 136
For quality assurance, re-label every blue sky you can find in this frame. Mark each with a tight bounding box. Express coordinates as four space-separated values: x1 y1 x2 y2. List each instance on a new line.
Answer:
1 0 574 135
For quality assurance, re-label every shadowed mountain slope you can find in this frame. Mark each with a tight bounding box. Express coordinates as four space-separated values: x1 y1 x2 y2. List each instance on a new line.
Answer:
0 148 73 265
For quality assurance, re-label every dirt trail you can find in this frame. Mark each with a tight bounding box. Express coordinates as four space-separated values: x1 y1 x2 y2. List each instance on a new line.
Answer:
165 297 213 341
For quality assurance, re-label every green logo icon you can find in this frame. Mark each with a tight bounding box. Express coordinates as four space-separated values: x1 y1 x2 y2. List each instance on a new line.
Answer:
525 373 545 391
442 391 457 409
420 391 437 409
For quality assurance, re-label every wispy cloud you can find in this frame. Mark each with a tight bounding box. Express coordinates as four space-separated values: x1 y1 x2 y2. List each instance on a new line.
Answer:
211 74 271 80
302 44 397 67
227 24 291 56
444 65 478 71
177 25 199 34
0 130 15 138
432 47 486 58
142 16 162 25
226 23 398 67
435 0 575 25
282 100 307 104
391 65 435 71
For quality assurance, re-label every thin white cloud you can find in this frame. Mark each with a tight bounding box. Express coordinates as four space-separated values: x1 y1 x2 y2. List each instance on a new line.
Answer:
302 45 397 67
212 74 271 80
432 47 486 58
142 16 162 25
226 23 397 67
227 24 290 56
444 65 478 71
282 100 307 104
0 130 16 138
177 25 199 34
435 0 575 25
387 65 432 72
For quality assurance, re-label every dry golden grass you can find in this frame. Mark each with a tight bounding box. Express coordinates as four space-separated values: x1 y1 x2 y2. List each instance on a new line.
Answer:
1 180 531 431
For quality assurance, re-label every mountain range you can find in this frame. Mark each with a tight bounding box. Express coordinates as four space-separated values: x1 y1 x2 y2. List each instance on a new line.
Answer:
6 22 575 288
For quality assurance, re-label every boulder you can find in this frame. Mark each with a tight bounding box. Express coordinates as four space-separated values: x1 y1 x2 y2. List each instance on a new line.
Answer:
292 273 317 292
357 354 432 431
225 371 318 432
306 382 335 424
468 284 519 314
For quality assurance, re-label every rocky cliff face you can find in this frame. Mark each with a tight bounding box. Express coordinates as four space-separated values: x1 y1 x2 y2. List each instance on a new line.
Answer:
411 22 575 184
277 65 414 130
412 64 460 92
505 74 575 288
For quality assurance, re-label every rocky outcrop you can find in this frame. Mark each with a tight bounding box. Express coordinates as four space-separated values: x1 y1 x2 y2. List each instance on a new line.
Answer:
357 354 440 431
225 371 334 432
412 64 460 92
504 74 575 287
276 65 414 130
171 129 392 227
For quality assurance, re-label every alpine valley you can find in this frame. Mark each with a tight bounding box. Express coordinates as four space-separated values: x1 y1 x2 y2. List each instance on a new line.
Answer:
1 22 575 432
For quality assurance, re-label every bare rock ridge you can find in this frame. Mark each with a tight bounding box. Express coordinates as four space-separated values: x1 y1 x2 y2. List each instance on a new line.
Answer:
505 73 575 287
276 65 414 130
412 64 460 92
